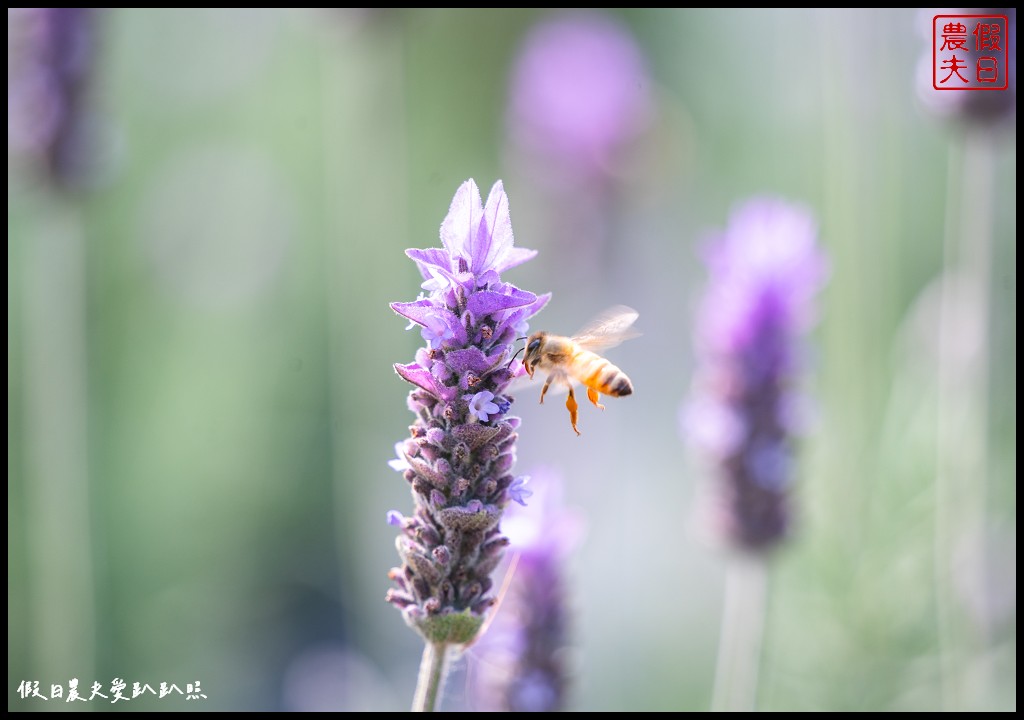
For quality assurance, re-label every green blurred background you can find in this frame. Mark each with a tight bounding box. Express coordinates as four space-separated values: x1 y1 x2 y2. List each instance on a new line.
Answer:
7 8 1016 711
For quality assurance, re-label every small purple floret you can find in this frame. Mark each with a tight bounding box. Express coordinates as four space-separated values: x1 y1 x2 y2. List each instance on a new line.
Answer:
466 390 501 422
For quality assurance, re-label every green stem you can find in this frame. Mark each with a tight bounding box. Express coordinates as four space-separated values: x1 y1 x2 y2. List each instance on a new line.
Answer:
23 197 96 685
412 642 450 712
934 126 995 711
711 555 769 712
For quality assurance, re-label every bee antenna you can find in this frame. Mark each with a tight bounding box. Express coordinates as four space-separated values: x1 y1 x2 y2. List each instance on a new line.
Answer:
506 344 526 370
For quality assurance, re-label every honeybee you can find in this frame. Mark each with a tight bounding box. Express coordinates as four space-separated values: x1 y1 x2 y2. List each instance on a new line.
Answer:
521 306 638 436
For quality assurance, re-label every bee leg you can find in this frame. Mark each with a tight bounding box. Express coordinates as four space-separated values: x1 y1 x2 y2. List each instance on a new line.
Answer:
539 374 554 404
566 386 581 436
587 387 605 410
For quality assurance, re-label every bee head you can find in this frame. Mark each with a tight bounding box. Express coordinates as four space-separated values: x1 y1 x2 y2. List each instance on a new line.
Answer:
522 332 547 375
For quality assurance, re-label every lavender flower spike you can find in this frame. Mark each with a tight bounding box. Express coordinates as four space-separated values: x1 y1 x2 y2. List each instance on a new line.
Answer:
387 179 550 652
686 198 828 550
8 8 98 190
507 11 651 177
470 469 583 712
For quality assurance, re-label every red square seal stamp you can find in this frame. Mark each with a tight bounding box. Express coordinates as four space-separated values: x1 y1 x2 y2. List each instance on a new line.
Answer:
933 14 1010 90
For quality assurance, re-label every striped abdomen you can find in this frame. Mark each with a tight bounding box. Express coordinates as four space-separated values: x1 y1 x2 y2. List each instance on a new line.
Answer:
570 348 633 397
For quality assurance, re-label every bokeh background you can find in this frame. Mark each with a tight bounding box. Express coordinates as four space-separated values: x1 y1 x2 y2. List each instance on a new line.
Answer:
7 8 1015 712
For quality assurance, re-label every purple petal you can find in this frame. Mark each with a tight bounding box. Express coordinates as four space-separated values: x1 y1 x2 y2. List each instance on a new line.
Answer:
405 247 454 284
391 299 438 328
470 180 513 276
503 291 552 334
387 458 409 472
497 246 539 273
508 476 533 506
479 181 541 275
466 390 502 421
452 269 477 284
422 324 454 349
529 291 553 315
446 347 497 376
423 307 467 347
467 287 538 317
386 510 405 526
388 441 411 472
395 362 452 400
474 269 502 289
440 179 483 260
419 309 464 349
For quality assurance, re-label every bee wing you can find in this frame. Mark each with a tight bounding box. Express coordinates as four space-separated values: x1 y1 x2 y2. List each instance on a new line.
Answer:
571 305 640 352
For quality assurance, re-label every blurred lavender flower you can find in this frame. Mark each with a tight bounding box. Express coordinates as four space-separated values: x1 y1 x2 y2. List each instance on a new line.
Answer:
470 469 583 712
685 199 828 551
387 179 550 648
507 11 651 180
8 7 98 190
505 11 655 288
